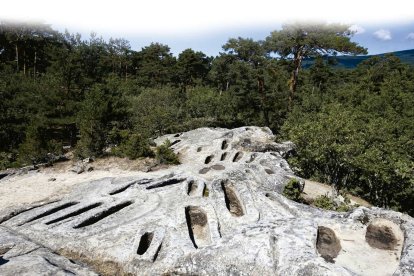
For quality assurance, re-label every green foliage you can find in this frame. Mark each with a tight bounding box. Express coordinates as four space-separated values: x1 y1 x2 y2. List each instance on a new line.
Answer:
0 152 10 170
336 203 351 212
112 131 154 160
283 178 303 202
134 43 176 87
17 120 61 165
184 86 237 128
313 195 351 212
155 140 180 165
76 86 109 158
176 48 210 89
282 55 414 216
0 151 18 170
313 195 336 211
265 22 367 108
130 87 183 137
203 186 210 197
0 21 413 217
265 22 367 58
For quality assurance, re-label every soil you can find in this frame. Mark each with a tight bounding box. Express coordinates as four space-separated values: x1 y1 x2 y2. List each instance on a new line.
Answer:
366 224 398 250
316 226 342 263
0 156 153 211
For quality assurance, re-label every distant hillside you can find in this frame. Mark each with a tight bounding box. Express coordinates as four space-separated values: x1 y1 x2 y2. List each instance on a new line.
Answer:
303 49 414 69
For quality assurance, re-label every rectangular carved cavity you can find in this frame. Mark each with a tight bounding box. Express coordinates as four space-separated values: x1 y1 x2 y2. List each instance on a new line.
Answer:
146 178 185 190
152 243 162 262
211 164 225 171
46 203 103 225
220 152 228 161
365 223 398 250
187 181 198 196
246 153 257 163
0 172 9 180
316 226 341 263
73 201 133 229
0 201 59 224
265 193 277 201
137 232 154 255
185 206 211 248
203 185 209 197
232 152 243 162
221 140 229 150
221 180 244 217
204 155 214 164
199 167 210 174
170 140 181 146
109 182 136 195
21 202 78 225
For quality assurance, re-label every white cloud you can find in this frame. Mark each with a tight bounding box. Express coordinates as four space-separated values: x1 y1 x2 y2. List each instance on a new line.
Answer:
0 0 414 35
374 29 392 41
407 33 414 40
349 25 365 35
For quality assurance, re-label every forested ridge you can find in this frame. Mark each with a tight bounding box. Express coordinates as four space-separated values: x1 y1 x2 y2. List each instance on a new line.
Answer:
0 21 413 215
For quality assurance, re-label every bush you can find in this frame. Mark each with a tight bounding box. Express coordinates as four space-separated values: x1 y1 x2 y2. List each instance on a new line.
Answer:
0 152 16 170
114 132 154 159
18 122 48 165
336 203 351 212
313 195 336 210
76 86 109 158
283 178 303 202
313 194 351 212
131 88 182 137
155 140 180 165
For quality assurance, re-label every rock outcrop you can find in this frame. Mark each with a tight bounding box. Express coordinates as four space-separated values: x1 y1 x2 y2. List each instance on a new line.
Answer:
0 126 413 275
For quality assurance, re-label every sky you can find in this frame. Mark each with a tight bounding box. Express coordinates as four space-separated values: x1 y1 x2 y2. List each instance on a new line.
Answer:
1 0 414 56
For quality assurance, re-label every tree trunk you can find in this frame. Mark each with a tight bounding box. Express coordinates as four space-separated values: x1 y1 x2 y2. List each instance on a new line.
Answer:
15 44 19 72
288 50 303 110
125 64 128 81
257 77 269 126
23 49 26 76
33 51 37 79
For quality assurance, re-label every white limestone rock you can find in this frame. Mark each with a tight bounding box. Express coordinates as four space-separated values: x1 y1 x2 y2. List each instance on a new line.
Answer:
0 126 413 275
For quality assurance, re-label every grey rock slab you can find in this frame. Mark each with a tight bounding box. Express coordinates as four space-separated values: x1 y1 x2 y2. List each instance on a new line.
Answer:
0 227 97 276
1 126 413 275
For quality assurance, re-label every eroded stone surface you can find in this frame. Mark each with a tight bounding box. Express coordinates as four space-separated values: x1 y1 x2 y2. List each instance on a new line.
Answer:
316 226 341 263
1 126 413 275
0 227 97 276
366 222 398 250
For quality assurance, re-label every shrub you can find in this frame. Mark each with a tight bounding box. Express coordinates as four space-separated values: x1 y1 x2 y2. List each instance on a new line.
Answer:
283 178 303 202
313 194 352 212
76 86 109 158
155 140 180 165
115 133 154 159
313 195 336 210
0 152 14 170
336 203 351 212
131 88 182 137
18 123 48 165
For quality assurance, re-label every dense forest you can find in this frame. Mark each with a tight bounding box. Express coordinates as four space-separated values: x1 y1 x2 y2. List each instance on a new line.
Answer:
0 21 413 216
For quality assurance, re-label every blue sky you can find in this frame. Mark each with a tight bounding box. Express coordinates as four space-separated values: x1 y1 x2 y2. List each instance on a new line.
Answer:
2 0 414 56
54 22 414 57
348 22 414 55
